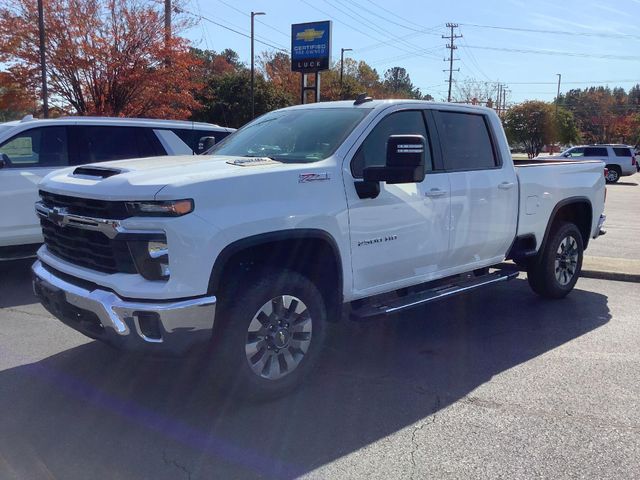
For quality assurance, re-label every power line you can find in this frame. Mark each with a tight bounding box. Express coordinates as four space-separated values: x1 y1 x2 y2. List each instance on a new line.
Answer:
498 79 640 85
465 45 640 61
340 0 440 33
180 7 288 52
356 24 444 53
364 0 431 30
323 0 442 60
211 0 290 39
460 23 640 40
302 0 442 63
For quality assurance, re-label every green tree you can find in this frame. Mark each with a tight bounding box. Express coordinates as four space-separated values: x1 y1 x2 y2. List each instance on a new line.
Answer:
503 101 578 158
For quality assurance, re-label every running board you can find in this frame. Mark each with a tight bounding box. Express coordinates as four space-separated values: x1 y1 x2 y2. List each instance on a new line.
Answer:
351 269 519 319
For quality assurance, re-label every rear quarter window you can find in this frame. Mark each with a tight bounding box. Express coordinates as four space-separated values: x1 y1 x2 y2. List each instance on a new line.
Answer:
613 147 632 157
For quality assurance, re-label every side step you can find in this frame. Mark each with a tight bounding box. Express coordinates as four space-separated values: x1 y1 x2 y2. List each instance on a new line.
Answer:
351 269 519 320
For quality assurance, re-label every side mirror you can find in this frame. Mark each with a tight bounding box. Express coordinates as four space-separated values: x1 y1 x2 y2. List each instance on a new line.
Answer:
363 135 426 184
198 136 216 153
0 153 10 169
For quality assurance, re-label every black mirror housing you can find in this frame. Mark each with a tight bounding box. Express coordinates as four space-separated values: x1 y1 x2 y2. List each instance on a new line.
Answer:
198 136 216 153
362 135 426 184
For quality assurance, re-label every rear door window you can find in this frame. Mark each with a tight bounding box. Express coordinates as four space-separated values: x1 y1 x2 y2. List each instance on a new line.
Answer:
584 147 608 157
0 127 69 168
434 111 498 171
74 126 160 164
613 147 632 157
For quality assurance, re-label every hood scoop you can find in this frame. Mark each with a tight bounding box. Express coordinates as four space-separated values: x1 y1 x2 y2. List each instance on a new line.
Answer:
226 157 281 167
72 166 123 178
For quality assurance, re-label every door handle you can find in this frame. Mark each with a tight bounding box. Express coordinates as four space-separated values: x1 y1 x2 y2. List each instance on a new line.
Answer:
425 188 446 198
498 182 515 190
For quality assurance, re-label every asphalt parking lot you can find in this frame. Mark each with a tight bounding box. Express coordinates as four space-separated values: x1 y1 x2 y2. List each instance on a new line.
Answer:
1 257 639 479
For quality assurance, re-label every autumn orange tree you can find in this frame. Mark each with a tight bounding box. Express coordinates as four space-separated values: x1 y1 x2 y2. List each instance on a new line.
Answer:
0 0 202 119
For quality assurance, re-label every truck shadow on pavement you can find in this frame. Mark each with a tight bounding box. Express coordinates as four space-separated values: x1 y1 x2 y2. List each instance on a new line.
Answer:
0 259 37 308
0 278 610 479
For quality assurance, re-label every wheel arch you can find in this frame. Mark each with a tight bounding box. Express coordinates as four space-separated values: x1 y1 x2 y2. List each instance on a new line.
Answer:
540 196 593 252
208 229 344 321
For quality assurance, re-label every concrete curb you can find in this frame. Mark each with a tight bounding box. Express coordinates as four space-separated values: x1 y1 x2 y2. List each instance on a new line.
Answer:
499 255 640 284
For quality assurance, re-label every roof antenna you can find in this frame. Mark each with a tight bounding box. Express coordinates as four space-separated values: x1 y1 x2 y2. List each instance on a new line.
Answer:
354 93 373 106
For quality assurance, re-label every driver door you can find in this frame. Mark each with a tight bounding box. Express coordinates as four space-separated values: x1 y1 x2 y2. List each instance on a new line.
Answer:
344 109 451 296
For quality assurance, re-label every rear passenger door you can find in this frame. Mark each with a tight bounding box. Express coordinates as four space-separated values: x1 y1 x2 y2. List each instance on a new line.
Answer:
0 126 70 246
433 110 518 269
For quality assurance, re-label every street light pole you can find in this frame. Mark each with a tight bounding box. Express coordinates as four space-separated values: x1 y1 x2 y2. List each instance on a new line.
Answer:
250 11 266 120
340 48 352 93
555 73 562 115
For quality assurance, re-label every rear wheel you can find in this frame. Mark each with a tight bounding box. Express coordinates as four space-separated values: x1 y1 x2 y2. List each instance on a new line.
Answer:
605 166 620 183
212 269 327 401
527 222 583 299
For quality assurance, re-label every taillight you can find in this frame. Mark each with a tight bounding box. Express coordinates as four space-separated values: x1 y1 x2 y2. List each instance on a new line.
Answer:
632 156 636 166
604 167 608 178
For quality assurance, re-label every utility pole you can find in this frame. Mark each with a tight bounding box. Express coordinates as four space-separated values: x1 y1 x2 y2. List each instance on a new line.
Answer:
496 83 502 116
340 48 352 94
251 12 266 119
164 0 171 46
37 0 48 118
555 73 562 115
442 23 461 102
502 87 507 115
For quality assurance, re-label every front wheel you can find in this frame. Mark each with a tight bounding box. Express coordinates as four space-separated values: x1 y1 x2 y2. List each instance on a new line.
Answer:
527 222 584 299
212 269 327 401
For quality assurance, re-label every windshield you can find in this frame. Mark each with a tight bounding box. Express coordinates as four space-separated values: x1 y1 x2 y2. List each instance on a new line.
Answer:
209 108 371 163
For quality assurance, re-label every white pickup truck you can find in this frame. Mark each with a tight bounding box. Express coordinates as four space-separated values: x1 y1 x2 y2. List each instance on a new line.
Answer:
32 99 607 399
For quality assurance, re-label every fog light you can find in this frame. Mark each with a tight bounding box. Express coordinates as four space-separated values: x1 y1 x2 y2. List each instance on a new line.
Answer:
128 238 171 280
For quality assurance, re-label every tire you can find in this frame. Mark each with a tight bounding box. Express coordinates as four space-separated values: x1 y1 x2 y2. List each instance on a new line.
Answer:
605 166 620 183
212 268 327 401
527 222 583 299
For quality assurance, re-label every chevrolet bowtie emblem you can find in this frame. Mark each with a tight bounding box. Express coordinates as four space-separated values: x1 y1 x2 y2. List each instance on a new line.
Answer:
49 207 68 227
296 28 324 42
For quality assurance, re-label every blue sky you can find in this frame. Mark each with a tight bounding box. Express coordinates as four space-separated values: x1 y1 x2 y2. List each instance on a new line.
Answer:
183 0 640 103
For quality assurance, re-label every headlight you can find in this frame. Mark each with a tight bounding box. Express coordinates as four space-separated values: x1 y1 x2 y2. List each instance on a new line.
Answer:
128 239 170 280
126 199 194 217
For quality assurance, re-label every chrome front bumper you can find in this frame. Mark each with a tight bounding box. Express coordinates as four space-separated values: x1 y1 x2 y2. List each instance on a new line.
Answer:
595 214 606 238
32 260 216 356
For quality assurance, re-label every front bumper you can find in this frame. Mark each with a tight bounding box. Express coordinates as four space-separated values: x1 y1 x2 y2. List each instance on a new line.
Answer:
32 260 216 356
594 214 606 238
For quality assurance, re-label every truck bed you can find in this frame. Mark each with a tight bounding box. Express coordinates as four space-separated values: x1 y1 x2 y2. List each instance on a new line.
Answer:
514 159 606 248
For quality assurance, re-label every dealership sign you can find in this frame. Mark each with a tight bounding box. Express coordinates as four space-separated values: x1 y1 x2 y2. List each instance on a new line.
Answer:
291 21 332 72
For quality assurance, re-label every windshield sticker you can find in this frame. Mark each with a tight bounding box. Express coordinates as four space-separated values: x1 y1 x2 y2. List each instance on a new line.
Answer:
299 172 330 183
226 158 281 167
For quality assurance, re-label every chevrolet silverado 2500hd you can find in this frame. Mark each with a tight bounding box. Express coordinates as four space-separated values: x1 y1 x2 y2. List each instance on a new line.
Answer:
32 99 606 399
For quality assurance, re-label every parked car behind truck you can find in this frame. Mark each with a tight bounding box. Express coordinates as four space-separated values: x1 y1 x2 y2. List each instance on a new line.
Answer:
538 144 636 183
32 99 606 400
0 116 234 260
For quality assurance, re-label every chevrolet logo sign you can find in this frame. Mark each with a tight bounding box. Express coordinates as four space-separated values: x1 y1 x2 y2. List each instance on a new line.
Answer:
296 28 324 42
49 207 68 227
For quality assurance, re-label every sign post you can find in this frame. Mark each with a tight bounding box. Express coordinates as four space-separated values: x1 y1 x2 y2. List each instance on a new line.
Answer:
291 21 332 104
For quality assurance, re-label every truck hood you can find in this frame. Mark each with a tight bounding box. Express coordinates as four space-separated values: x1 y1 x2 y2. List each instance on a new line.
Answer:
40 155 292 200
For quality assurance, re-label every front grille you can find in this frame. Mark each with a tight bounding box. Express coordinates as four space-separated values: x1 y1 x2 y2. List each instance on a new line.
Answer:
40 217 136 274
39 190 129 219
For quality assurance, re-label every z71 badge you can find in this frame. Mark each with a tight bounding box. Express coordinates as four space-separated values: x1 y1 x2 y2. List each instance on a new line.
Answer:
299 173 330 183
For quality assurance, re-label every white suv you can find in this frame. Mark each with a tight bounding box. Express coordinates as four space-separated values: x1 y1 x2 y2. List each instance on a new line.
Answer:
0 116 234 259
547 144 637 183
